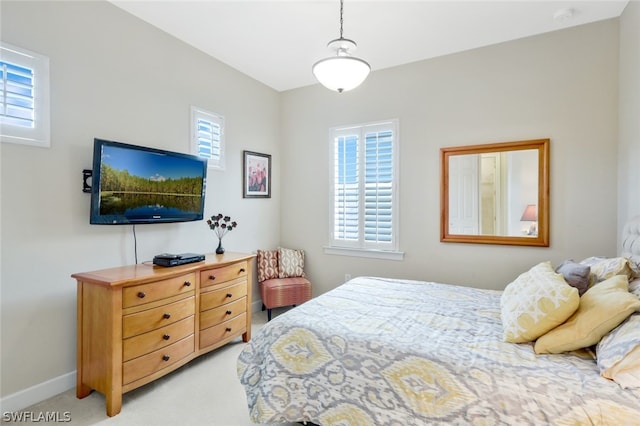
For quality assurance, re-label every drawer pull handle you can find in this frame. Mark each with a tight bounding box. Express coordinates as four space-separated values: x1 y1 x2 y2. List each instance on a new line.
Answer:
162 355 170 362
225 327 232 332
209 275 216 280
239 268 246 273
226 293 233 298
163 313 171 319
226 310 232 315
163 334 170 340
137 292 146 299
183 281 191 287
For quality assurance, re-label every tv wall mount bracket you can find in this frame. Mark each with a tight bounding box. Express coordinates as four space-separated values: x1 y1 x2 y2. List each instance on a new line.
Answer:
82 169 92 193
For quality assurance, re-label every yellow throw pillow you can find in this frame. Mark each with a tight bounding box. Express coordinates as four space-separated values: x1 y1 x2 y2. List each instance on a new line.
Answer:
535 275 640 354
501 261 580 343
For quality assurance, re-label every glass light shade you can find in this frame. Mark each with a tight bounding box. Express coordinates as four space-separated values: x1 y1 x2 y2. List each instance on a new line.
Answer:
312 55 371 93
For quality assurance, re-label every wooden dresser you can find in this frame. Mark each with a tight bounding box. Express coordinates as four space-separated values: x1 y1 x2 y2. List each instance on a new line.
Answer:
72 252 254 416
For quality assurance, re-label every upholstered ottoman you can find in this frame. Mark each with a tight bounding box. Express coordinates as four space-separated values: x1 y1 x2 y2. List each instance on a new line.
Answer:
260 277 312 321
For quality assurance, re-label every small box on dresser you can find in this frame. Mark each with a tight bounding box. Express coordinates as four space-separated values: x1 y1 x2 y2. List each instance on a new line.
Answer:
72 252 254 417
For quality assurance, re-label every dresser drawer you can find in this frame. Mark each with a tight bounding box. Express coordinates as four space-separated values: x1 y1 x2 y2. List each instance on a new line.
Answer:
200 315 247 348
123 316 194 362
122 335 195 385
200 261 248 289
123 273 196 308
123 296 195 338
200 281 247 311
200 297 246 330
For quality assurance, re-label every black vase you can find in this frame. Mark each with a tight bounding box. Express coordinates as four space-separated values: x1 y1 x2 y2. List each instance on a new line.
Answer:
216 238 225 254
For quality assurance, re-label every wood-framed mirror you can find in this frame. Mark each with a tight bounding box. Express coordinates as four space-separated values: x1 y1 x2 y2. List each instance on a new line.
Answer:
440 139 549 246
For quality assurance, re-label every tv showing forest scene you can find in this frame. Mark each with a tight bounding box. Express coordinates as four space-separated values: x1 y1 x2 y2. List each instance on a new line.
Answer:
90 138 207 224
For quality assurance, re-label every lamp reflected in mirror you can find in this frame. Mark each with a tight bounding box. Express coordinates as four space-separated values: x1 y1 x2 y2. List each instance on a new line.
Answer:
520 204 538 236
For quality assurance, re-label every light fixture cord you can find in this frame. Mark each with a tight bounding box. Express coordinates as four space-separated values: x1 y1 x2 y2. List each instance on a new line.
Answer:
339 0 344 39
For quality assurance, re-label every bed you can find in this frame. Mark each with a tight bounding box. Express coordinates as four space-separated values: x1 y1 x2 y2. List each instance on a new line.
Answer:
237 219 640 425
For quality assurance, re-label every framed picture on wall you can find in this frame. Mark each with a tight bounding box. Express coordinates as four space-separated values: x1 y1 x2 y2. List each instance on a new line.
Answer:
243 150 271 198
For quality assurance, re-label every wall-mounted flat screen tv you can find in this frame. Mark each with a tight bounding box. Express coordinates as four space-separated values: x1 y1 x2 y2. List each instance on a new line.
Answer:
90 138 207 225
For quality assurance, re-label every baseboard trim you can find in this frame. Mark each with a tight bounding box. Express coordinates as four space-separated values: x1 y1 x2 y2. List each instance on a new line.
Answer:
2 304 263 412
251 299 263 313
0 371 75 413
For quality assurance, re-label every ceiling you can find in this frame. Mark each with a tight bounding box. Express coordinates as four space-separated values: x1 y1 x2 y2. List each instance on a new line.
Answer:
110 1 629 92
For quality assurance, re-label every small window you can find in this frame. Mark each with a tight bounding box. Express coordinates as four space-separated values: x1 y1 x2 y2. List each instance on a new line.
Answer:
191 107 224 170
326 119 402 260
0 42 50 148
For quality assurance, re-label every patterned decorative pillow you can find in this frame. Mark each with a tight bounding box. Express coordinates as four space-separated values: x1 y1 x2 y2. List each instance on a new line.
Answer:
500 261 579 343
555 260 590 296
597 313 640 389
579 256 606 267
580 256 634 285
623 254 640 278
278 247 305 278
257 249 279 282
535 275 640 354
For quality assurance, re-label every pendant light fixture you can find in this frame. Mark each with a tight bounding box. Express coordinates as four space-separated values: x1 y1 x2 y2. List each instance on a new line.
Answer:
312 0 370 93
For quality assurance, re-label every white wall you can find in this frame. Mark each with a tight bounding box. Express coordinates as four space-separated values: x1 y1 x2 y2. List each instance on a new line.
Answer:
281 19 620 295
618 0 640 245
0 1 280 401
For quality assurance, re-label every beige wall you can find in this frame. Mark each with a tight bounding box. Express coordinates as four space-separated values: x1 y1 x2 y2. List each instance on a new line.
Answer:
618 0 640 245
281 19 620 296
1 1 280 399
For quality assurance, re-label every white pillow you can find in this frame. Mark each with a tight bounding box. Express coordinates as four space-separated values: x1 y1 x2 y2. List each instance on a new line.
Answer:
597 313 640 389
278 247 305 278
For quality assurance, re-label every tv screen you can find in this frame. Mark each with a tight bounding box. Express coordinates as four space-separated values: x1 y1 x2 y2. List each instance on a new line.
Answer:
90 138 207 225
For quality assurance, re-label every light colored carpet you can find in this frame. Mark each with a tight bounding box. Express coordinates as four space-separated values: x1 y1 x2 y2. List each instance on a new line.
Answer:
12 309 297 426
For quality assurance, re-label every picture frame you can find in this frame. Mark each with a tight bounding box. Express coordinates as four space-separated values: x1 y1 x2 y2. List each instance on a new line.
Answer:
243 150 271 198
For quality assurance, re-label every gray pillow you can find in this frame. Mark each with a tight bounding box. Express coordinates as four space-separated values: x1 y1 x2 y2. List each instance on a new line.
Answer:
556 260 591 296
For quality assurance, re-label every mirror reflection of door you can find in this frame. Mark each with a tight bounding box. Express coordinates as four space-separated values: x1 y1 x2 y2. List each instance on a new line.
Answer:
448 154 479 234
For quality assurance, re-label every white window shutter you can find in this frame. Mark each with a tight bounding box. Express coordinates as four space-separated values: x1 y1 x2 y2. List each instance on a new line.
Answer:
191 106 224 170
0 42 50 148
364 129 394 249
333 133 360 247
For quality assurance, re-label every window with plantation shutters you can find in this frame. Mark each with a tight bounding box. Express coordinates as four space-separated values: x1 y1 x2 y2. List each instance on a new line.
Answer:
328 120 402 259
0 42 50 148
191 106 225 170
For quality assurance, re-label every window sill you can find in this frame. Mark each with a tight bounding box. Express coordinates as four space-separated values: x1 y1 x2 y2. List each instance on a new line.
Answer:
323 246 405 261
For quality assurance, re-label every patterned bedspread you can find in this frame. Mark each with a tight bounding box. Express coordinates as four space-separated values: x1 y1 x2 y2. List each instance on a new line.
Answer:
237 277 640 425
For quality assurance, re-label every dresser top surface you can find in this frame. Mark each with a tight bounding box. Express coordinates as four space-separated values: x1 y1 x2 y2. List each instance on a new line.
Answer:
72 252 254 287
